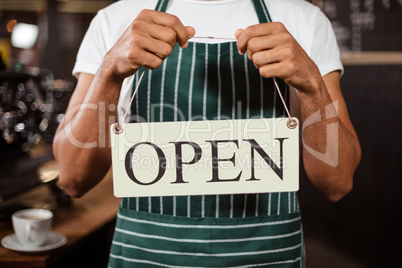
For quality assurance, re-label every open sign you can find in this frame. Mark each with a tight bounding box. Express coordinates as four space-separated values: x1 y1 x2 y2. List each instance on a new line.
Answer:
111 118 299 197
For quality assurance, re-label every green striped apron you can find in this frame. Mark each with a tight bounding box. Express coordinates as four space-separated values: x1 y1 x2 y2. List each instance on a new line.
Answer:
109 0 305 267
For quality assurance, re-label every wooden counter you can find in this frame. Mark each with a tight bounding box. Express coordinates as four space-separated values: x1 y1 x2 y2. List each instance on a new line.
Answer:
0 172 120 268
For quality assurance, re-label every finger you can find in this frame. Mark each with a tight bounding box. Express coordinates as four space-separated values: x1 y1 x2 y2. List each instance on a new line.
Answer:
136 51 164 70
120 43 164 71
150 25 194 49
184 26 196 48
146 23 180 48
128 35 173 69
235 28 244 39
236 28 247 55
150 12 190 48
251 48 283 69
235 29 245 54
236 24 276 55
140 36 175 60
246 34 283 61
258 62 286 80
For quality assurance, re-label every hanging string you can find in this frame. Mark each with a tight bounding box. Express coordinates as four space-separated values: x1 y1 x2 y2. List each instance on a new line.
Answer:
113 68 146 134
113 55 298 134
272 77 298 129
272 78 290 118
123 68 146 123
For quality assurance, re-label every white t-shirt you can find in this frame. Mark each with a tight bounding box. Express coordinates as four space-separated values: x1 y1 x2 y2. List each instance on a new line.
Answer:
73 0 343 119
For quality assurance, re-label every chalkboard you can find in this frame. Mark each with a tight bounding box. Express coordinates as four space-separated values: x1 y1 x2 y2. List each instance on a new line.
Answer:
321 0 402 51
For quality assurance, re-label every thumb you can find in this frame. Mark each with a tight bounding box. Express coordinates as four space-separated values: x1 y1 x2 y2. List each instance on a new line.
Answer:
235 28 244 39
181 26 195 48
186 26 196 38
235 28 246 55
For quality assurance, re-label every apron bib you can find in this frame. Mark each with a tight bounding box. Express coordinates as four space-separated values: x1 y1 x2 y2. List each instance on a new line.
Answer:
110 0 305 266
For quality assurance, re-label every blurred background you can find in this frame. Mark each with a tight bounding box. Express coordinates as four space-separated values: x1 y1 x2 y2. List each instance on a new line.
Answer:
0 0 401 267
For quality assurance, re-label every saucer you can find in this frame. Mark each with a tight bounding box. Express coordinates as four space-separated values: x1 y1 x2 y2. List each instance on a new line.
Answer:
1 232 67 253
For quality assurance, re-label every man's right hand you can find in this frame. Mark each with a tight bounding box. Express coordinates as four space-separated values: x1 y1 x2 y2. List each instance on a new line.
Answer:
103 9 195 80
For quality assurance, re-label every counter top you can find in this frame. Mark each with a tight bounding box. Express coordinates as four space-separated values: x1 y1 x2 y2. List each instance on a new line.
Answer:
0 171 119 267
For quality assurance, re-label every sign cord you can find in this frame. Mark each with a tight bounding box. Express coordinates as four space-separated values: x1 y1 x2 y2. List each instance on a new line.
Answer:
113 68 146 134
113 64 298 133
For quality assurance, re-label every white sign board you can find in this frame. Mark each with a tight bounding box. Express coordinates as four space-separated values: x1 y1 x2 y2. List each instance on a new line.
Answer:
111 118 299 197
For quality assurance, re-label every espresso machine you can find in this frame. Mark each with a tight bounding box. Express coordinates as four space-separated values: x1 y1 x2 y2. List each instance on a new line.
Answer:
0 68 73 215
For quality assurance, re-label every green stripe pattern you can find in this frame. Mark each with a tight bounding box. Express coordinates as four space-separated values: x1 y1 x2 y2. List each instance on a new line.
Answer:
109 208 303 267
130 42 288 123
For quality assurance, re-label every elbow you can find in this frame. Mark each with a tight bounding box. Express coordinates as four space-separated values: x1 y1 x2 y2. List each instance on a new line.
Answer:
53 123 109 198
306 168 355 203
54 149 108 198
325 179 353 202
53 138 89 198
56 155 89 198
321 169 354 202
327 145 361 202
58 174 86 198
58 166 107 198
54 151 109 198
305 144 360 203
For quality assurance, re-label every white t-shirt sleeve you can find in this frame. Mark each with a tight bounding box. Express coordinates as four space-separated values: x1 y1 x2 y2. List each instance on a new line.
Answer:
267 0 343 77
71 7 133 121
309 8 343 77
72 10 108 77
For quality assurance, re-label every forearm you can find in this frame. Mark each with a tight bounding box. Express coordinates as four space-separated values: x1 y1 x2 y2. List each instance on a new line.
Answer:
54 10 194 197
53 66 124 197
299 78 361 202
235 22 361 201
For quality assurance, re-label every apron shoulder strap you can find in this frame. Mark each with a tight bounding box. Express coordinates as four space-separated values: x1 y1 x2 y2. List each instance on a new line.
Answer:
252 0 272 23
155 0 169 12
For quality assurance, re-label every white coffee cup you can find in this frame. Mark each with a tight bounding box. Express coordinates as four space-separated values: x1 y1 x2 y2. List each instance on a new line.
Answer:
12 209 53 248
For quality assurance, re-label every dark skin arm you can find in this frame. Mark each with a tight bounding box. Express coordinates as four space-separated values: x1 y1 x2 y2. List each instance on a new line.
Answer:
53 10 195 197
236 23 361 202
